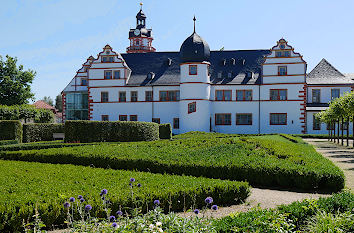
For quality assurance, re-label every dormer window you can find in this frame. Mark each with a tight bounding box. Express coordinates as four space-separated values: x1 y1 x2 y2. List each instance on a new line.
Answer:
189 65 197 75
275 51 291 57
102 56 114 63
246 72 253 79
228 72 232 78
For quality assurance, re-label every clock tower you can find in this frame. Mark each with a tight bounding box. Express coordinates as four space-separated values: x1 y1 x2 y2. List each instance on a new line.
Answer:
127 3 156 53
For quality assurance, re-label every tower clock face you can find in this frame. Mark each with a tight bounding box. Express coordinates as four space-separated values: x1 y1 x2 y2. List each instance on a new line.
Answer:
134 29 140 36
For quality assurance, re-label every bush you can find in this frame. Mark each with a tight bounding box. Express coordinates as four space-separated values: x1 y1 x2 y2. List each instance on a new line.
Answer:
0 140 18 146
0 141 96 151
159 123 172 139
0 120 22 142
0 105 54 123
64 120 159 143
0 159 250 232
23 123 64 143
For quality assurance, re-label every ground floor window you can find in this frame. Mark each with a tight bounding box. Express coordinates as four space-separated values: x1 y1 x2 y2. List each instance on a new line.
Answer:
215 114 231 125
236 113 252 125
313 115 321 130
270 113 287 125
130 115 138 121
119 115 127 121
101 115 109 121
188 102 196 114
173 118 179 129
152 118 160 124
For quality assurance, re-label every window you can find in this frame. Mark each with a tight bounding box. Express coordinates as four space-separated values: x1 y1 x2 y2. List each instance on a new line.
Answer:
102 56 114 63
236 114 252 125
159 91 180 101
101 92 109 102
114 71 121 79
130 115 137 121
341 122 348 130
145 91 153 101
101 115 109 121
228 72 232 78
236 90 252 101
278 66 287 76
131 91 138 102
331 89 340 100
119 92 126 102
119 115 127 121
217 72 222 79
152 118 160 124
313 115 321 130
312 89 321 103
136 40 140 45
270 89 287 100
104 70 112 79
173 118 179 129
246 72 253 79
275 51 290 57
270 113 287 125
188 102 196 114
189 65 197 75
81 79 87 86
215 90 232 101
215 114 232 125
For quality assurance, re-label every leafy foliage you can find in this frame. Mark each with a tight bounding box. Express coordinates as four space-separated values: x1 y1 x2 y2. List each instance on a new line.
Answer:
0 140 18 146
55 94 62 112
41 96 54 106
0 55 36 105
0 120 22 142
159 123 172 139
0 104 54 123
23 123 64 143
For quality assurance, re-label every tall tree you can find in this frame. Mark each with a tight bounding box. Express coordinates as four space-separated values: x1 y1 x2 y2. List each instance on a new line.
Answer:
42 96 54 106
55 94 62 112
0 55 36 105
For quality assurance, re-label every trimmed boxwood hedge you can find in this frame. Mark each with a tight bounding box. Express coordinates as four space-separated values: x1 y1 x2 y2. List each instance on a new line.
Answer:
64 120 159 143
0 120 22 142
159 123 172 139
0 140 18 146
23 123 64 143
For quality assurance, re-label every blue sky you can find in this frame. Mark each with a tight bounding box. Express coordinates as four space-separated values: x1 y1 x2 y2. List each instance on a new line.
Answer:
1 0 353 102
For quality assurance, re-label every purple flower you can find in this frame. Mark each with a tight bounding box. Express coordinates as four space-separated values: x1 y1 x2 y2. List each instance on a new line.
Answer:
130 178 135 183
78 195 83 199
112 222 118 228
211 205 218 211
137 183 141 188
194 209 200 214
109 215 116 222
205 197 213 204
85 204 92 211
154 199 160 205
101 189 108 195
116 210 123 216
69 197 75 202
63 202 70 208
80 198 85 203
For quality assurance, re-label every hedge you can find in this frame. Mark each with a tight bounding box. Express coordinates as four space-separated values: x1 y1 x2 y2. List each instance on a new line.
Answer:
159 123 172 139
0 159 250 232
0 133 344 192
0 105 54 123
64 120 159 143
0 140 18 146
0 120 22 142
23 123 64 143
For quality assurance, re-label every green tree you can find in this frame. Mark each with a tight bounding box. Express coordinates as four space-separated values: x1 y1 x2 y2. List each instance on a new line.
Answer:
42 96 54 106
55 94 62 112
0 55 36 105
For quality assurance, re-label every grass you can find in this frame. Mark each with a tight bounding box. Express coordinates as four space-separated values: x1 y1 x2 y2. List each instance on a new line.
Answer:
0 159 249 232
0 132 344 192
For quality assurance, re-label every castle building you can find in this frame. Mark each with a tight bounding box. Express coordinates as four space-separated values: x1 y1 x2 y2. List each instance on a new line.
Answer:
62 6 354 135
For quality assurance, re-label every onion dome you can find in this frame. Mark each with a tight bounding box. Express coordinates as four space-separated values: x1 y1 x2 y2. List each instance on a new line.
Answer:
180 16 210 63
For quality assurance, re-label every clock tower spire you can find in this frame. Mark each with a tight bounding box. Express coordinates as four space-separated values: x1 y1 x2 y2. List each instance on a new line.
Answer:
127 3 155 53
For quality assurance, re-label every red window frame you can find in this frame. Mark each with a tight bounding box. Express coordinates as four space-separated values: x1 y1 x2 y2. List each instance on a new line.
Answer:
270 89 288 100
131 91 138 102
215 90 232 101
113 70 121 79
270 113 287 125
119 115 127 121
278 66 287 76
173 118 179 129
215 113 232 125
101 92 109 102
119 91 126 102
188 102 196 114
101 56 114 63
159 91 180 101
152 118 160 124
236 90 252 101
104 70 112 79
101 115 109 121
236 113 252 125
81 78 87 86
130 115 138 121
189 65 198 75
145 91 153 101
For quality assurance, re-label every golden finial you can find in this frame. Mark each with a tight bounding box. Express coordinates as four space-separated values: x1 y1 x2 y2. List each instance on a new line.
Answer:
140 2 143 10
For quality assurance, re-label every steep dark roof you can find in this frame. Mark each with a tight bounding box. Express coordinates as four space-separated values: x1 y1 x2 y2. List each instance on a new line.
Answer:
121 50 270 86
307 59 354 84
180 32 210 63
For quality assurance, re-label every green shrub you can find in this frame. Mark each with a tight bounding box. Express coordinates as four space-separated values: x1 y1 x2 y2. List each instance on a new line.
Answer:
0 120 22 142
0 141 96 151
0 159 250 232
64 120 159 143
23 123 64 143
0 140 18 146
0 133 344 192
0 105 54 123
159 123 172 139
